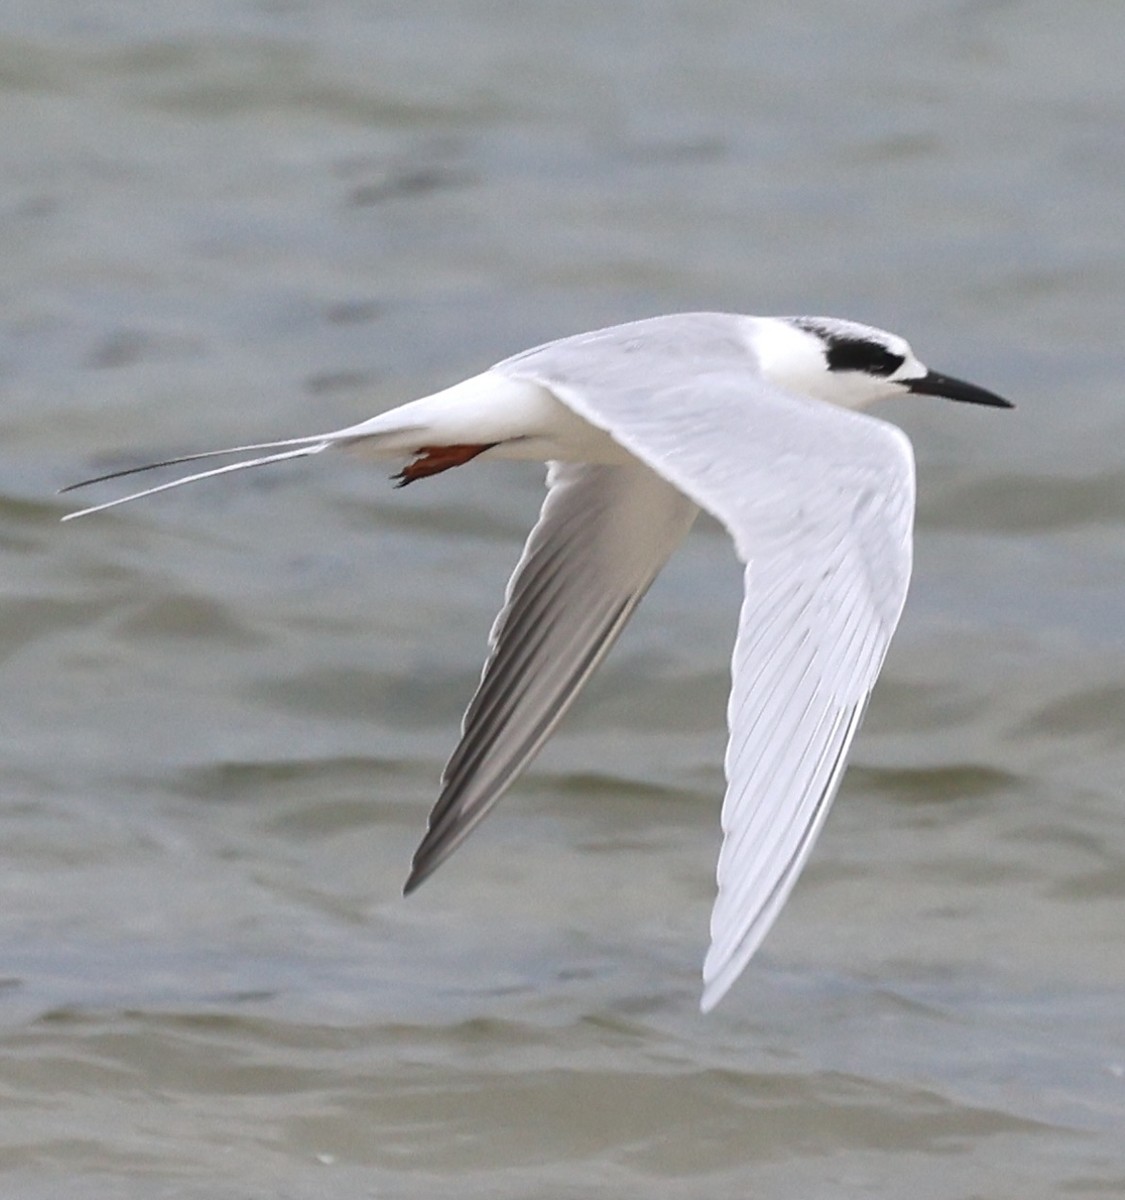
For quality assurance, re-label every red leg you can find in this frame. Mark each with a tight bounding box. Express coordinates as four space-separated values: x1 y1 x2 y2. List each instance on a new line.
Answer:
393 442 499 487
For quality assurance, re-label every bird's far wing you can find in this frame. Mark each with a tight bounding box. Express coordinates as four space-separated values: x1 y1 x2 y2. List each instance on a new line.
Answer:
496 351 915 1010
405 461 698 893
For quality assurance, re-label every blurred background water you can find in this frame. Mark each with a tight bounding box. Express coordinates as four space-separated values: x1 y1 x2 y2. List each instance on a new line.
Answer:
1 2 1123 1197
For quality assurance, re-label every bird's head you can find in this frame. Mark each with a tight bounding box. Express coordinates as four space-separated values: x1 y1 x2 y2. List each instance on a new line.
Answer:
750 315 1013 412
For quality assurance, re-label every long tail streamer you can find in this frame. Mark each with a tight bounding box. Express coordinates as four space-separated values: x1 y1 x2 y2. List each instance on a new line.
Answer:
59 438 332 521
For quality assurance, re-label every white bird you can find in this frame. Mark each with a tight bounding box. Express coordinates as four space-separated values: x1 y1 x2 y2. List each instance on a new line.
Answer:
62 313 1012 1011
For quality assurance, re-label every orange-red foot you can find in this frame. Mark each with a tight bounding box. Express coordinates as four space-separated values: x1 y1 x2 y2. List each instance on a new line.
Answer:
393 442 500 487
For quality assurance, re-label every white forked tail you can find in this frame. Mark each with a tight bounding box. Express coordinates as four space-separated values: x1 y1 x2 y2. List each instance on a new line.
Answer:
57 401 439 521
59 436 338 522
59 370 549 520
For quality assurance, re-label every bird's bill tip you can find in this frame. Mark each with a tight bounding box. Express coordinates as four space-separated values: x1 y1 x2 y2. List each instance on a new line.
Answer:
906 370 1014 409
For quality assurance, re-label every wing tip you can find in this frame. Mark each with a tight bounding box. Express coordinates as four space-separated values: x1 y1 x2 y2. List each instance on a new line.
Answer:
699 963 735 1014
402 832 449 896
401 861 429 896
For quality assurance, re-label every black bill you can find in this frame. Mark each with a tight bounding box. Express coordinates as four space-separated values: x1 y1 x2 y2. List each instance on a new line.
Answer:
906 370 1014 408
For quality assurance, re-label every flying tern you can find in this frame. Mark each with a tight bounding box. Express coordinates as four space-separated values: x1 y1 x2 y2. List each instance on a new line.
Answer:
62 312 1012 1010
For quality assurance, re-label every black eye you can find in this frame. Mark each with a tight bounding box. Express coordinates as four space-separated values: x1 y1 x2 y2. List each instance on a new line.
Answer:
823 338 904 377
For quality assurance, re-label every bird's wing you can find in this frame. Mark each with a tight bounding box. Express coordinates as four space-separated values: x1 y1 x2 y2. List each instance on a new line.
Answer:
496 349 915 1010
405 461 698 892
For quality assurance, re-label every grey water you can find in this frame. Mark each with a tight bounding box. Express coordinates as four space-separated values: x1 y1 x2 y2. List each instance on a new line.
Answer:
1 2 1123 1197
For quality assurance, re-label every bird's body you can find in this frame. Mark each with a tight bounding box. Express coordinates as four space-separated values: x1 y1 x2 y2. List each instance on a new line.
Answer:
62 312 1011 1011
